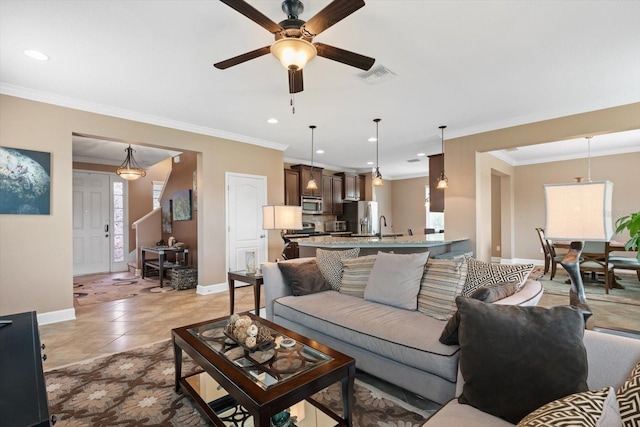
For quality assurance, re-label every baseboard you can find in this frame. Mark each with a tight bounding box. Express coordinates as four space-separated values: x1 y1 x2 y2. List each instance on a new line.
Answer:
38 308 76 325
196 281 227 295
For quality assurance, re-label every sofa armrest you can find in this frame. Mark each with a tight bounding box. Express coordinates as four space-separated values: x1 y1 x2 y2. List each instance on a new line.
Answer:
494 280 543 307
261 257 314 321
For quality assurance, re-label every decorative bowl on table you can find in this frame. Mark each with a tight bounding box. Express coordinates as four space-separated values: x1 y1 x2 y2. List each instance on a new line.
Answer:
224 315 275 352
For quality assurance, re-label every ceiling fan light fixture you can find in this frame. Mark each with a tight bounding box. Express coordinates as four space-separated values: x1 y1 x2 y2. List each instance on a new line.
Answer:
116 145 146 180
271 38 317 70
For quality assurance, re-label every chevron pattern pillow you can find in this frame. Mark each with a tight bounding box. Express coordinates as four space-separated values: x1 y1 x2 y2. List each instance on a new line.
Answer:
617 358 640 427
462 256 534 296
517 387 621 426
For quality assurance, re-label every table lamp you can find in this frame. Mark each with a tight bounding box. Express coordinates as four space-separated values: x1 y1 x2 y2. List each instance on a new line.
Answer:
263 205 303 260
544 180 614 320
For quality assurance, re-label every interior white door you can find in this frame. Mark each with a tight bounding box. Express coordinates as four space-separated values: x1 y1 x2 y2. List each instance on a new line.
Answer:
73 171 111 275
226 173 267 274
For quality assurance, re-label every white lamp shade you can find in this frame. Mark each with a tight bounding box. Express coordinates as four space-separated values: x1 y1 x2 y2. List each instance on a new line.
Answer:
270 38 317 70
262 205 303 230
544 180 614 241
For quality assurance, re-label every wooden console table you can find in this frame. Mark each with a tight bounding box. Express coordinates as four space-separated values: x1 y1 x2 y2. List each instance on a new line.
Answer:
141 246 189 288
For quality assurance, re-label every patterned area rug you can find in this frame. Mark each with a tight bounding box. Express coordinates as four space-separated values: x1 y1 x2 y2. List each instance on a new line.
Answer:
45 340 431 426
73 273 170 305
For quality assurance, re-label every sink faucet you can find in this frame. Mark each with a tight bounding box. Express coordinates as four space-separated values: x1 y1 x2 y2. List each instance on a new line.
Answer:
378 215 387 239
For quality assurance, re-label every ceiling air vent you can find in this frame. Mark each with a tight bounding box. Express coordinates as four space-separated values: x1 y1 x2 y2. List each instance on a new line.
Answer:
358 65 397 85
406 159 421 163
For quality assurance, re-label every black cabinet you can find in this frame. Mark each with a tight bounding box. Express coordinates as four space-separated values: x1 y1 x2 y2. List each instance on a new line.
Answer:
0 311 53 427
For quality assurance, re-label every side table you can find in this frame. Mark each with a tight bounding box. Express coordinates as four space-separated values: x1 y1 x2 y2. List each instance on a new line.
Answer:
227 270 264 315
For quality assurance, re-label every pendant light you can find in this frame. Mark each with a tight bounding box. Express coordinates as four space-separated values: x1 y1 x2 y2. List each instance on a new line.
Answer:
116 145 146 180
306 125 318 190
372 118 383 187
436 125 448 189
586 136 593 182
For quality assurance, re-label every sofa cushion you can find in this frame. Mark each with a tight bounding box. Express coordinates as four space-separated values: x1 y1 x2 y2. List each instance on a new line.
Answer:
517 387 620 427
418 258 468 320
277 260 331 296
462 256 534 296
470 281 518 303
617 358 640 427
456 297 588 424
364 251 430 310
339 254 377 298
316 248 360 290
273 291 460 382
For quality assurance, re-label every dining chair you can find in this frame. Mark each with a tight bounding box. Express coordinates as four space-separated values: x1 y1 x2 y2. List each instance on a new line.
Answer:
579 241 614 294
535 228 552 274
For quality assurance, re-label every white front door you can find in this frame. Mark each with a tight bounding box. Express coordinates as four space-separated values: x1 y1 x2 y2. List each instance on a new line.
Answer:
226 173 268 274
73 171 111 275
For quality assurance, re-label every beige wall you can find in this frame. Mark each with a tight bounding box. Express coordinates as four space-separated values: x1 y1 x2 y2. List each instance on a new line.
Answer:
0 95 284 318
514 151 640 261
391 176 428 236
372 181 394 233
445 102 640 262
491 174 501 258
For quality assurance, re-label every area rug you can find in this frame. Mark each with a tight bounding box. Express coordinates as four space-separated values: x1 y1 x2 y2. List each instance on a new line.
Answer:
537 268 640 306
45 340 431 426
73 273 170 306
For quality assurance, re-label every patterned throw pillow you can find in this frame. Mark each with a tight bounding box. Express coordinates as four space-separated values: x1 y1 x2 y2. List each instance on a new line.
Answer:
517 387 621 427
316 248 360 291
340 255 377 298
462 256 534 297
617 358 640 427
417 258 468 320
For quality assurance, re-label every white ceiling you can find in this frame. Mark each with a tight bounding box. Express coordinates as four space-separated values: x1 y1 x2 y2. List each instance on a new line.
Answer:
1 1 639 177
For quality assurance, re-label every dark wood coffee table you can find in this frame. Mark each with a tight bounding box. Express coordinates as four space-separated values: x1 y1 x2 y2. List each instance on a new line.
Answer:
172 313 355 427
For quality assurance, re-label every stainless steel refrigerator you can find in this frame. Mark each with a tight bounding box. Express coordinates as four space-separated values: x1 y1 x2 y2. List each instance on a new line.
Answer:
339 201 379 235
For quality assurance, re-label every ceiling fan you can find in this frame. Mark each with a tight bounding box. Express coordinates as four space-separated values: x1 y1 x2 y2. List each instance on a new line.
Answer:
214 0 376 94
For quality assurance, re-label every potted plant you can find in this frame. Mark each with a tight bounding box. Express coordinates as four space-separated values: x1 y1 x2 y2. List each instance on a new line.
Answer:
615 211 640 261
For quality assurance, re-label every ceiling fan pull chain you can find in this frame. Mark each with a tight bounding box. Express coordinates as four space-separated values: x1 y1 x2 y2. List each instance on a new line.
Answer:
290 94 295 114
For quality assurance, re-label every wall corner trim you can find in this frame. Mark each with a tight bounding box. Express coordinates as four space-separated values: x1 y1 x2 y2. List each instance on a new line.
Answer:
196 282 227 295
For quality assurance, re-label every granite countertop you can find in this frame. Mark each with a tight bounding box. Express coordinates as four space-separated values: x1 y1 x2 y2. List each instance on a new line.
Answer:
293 234 468 247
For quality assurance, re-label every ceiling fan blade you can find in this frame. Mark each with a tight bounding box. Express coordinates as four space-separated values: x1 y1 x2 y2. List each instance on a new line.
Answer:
288 68 304 93
214 46 271 69
302 0 365 37
314 43 375 71
219 0 283 34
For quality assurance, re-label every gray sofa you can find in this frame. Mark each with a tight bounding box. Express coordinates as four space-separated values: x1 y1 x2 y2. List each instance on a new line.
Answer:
262 257 544 405
425 329 640 425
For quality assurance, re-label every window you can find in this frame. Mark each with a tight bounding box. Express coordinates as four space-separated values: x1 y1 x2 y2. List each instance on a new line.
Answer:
152 181 164 210
113 181 124 262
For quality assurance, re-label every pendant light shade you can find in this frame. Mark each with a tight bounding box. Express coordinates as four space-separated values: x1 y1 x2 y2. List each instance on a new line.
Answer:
116 145 146 180
306 125 318 190
437 125 448 189
372 118 383 187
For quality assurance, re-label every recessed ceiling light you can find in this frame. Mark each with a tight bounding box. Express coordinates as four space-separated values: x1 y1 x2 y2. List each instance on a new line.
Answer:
316 149 324 154
24 49 49 61
368 137 377 142
417 152 426 157
367 161 374 165
267 118 278 124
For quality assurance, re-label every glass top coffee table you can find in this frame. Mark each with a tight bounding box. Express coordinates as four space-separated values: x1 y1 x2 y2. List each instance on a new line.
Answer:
172 313 355 427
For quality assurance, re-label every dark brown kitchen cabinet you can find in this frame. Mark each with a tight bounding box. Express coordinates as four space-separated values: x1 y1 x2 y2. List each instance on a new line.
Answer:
357 175 366 201
284 169 300 206
322 175 343 215
292 164 323 198
337 173 364 201
429 154 445 212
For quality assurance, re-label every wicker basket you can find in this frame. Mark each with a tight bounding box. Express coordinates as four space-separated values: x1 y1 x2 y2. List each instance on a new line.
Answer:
171 267 197 290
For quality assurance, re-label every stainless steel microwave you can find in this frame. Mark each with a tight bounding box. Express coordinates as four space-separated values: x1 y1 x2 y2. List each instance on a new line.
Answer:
301 197 323 214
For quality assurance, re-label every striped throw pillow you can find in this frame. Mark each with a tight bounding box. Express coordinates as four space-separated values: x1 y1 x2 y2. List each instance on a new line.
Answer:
340 255 377 298
417 258 468 320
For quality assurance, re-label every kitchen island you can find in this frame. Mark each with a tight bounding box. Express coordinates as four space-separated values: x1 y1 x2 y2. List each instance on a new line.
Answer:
293 234 471 257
